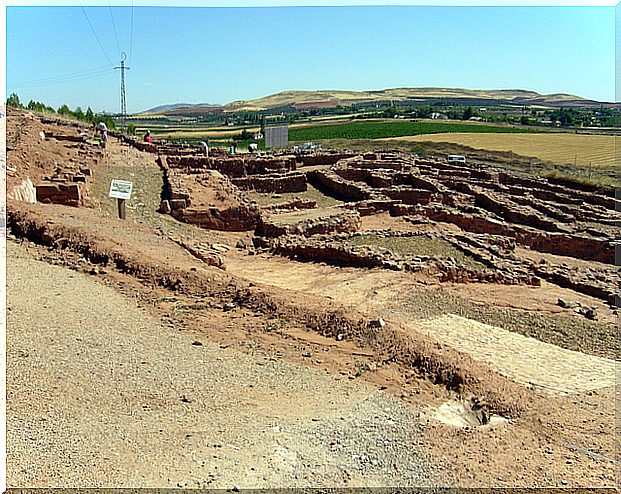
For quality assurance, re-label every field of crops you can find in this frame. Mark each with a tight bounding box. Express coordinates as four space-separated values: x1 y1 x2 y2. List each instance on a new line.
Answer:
289 120 538 142
390 132 617 169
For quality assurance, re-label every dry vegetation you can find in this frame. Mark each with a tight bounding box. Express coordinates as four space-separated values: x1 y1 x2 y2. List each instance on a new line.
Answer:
391 132 617 170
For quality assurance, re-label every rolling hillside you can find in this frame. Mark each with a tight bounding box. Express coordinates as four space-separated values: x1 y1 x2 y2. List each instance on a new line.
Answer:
222 87 611 112
143 87 617 117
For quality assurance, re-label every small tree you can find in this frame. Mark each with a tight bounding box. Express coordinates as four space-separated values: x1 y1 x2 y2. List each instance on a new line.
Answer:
74 106 85 121
238 128 253 141
462 106 474 120
57 104 71 117
411 144 428 157
7 92 23 109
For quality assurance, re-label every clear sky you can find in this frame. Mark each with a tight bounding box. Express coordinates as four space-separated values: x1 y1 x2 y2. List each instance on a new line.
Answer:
4 1 617 115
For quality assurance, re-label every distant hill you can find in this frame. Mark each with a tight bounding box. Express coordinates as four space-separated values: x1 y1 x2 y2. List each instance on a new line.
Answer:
139 103 221 115
140 88 617 116
223 88 614 111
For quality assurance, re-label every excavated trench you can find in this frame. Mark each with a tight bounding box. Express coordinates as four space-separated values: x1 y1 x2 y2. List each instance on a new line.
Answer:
7 201 533 421
8 134 620 425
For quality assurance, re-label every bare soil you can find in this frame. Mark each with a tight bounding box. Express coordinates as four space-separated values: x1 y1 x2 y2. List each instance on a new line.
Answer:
5 108 620 489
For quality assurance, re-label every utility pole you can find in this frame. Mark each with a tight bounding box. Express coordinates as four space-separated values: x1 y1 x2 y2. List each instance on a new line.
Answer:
114 52 130 130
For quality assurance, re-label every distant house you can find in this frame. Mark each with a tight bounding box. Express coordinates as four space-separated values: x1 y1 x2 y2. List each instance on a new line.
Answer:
253 132 264 139
431 112 448 120
468 116 484 121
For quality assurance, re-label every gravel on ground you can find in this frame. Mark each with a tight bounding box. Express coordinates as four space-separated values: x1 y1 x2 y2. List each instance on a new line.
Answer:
6 239 447 488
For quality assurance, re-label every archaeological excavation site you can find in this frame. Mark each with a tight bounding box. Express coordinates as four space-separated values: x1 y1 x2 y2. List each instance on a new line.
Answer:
6 107 620 488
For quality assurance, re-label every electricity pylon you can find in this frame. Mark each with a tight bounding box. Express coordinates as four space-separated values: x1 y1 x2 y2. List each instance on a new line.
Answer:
114 52 130 129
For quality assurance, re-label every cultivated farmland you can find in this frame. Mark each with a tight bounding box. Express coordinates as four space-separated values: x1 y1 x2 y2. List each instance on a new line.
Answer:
289 120 537 142
390 132 617 170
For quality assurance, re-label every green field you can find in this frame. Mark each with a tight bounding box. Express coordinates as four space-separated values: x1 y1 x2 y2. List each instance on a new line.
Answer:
289 120 541 142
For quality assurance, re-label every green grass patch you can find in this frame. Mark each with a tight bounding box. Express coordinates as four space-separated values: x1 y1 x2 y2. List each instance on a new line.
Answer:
290 120 542 142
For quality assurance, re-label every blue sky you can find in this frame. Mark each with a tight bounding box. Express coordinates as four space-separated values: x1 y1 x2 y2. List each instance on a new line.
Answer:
4 1 617 114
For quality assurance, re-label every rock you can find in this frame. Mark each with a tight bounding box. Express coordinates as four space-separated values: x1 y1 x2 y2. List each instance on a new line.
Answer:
371 318 386 328
211 243 230 253
364 361 377 372
160 200 171 214
584 308 597 320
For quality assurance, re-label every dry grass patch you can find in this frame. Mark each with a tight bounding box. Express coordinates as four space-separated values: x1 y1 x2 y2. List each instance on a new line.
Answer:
390 132 616 169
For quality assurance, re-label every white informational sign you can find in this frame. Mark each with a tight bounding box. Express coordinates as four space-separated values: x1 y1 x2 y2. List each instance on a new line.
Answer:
109 179 133 200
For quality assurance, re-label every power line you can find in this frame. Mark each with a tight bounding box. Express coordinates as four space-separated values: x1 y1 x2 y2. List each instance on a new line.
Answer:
108 1 121 58
129 0 134 67
11 65 113 86
11 67 114 89
80 2 113 66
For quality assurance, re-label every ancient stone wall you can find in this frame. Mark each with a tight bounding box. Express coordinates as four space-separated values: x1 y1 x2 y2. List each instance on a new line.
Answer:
382 186 436 205
158 148 619 266
29 132 96 207
158 155 260 231
172 205 259 231
123 136 203 156
261 199 317 212
348 199 395 216
164 155 297 178
405 203 615 264
231 172 307 193
36 182 83 207
254 231 540 286
256 209 361 238
308 169 376 201
295 152 356 166
159 156 190 211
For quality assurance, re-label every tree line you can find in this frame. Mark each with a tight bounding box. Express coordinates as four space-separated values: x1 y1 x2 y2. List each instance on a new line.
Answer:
6 93 116 130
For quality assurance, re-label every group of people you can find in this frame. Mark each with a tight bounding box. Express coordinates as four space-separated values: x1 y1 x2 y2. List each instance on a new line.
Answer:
93 122 153 149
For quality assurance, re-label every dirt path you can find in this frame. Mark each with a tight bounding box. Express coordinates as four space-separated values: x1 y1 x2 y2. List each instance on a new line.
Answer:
6 239 447 488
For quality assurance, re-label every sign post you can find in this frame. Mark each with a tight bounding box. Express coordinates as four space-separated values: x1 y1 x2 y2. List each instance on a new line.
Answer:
108 179 133 220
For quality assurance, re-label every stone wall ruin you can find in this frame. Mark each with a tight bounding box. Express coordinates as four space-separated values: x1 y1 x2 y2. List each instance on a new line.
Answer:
133 138 621 305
